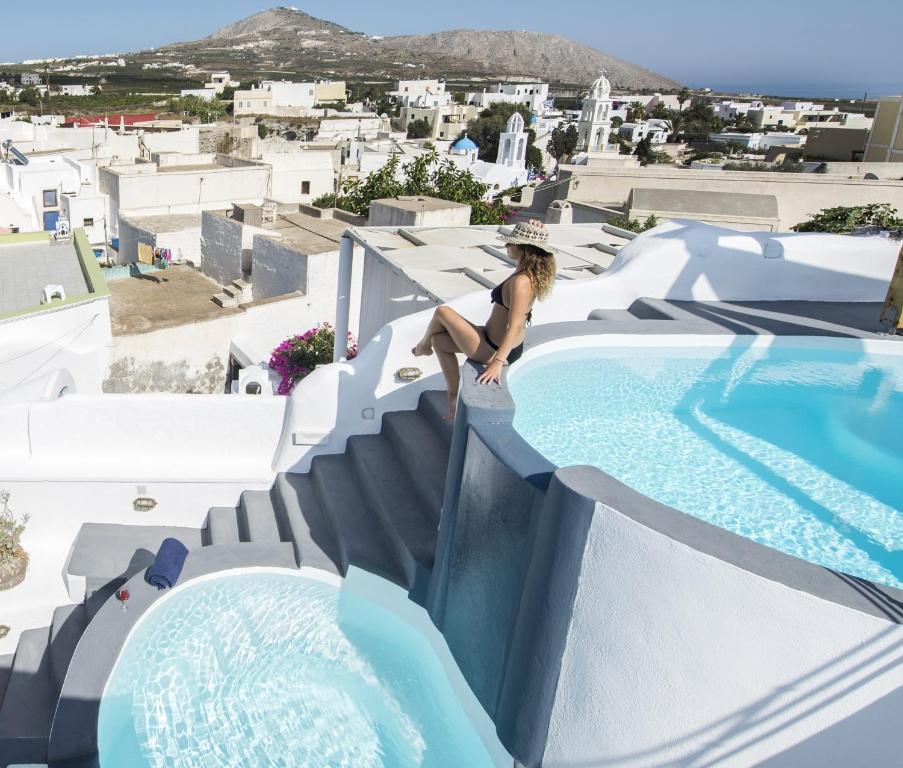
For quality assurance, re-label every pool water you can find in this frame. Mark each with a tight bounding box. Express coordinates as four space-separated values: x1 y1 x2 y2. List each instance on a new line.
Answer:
510 343 903 589
98 573 497 768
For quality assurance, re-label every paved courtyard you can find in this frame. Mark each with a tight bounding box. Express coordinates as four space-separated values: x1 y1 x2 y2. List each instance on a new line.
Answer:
107 265 240 335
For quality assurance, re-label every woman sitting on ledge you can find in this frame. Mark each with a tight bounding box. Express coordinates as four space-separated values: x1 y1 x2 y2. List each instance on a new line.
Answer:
412 220 557 419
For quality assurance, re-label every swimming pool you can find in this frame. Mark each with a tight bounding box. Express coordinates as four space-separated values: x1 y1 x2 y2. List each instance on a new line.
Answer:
510 340 903 589
98 572 498 767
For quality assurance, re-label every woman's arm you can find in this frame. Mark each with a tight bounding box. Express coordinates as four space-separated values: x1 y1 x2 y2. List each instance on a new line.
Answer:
477 274 533 385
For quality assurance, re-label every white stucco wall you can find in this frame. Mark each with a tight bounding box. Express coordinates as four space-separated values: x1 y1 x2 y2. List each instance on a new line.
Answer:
141 127 201 155
543 505 903 767
104 163 270 236
262 151 334 205
0 298 112 406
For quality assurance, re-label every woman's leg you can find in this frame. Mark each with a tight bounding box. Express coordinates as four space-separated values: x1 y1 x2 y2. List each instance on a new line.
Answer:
431 333 463 419
412 307 447 356
413 305 494 358
429 311 495 418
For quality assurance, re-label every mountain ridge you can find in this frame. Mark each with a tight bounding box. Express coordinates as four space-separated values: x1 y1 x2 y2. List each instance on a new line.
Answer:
146 7 682 90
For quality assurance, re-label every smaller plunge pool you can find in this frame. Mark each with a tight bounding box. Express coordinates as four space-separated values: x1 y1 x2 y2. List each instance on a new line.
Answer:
98 572 500 767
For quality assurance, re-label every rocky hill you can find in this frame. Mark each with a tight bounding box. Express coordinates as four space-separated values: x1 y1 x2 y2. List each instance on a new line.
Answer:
206 7 352 40
380 30 681 90
133 7 682 90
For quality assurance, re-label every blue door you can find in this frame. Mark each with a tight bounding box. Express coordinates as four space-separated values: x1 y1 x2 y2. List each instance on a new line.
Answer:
43 210 59 231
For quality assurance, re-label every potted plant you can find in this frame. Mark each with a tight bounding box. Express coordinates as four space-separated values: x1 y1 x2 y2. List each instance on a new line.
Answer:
268 323 358 395
0 490 29 590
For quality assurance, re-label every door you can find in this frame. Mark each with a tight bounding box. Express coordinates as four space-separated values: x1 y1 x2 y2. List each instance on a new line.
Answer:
43 210 59 231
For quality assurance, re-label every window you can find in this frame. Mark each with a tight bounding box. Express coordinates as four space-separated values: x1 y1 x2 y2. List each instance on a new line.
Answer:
301 181 311 195
83 217 94 227
43 189 57 208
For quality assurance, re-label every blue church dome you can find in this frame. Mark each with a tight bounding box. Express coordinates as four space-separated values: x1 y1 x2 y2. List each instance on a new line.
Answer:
452 136 478 151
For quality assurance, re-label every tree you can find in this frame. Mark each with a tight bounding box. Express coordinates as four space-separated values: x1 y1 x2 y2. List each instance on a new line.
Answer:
546 123 580 165
525 128 543 172
611 116 624 129
677 87 690 110
627 101 646 122
18 87 39 107
465 102 532 162
257 123 269 139
334 150 510 225
791 204 903 233
406 118 432 139
677 102 723 141
650 102 670 119
633 136 652 164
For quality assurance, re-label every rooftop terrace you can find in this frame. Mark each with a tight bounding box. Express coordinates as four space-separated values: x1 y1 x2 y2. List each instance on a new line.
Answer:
0 231 106 319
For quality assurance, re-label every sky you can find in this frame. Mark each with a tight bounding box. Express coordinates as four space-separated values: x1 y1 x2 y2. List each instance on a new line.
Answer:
2 0 901 97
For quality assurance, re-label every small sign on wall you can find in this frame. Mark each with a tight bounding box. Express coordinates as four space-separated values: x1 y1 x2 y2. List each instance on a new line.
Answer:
880 241 903 333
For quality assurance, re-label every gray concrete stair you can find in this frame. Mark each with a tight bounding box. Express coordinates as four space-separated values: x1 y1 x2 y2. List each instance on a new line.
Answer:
0 654 12 711
311 453 412 588
418 389 454 447
203 506 241 545
382 408 449 525
238 490 283 543
272 473 344 575
346 433 438 569
49 604 88 690
0 627 54 766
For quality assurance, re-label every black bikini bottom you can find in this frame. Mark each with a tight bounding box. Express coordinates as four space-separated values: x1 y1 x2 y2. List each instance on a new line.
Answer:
483 330 524 364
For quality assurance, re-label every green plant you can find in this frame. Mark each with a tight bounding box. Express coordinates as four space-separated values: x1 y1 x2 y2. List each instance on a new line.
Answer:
215 132 235 154
0 491 28 566
609 214 658 233
311 192 338 209
406 117 432 139
792 203 903 233
257 123 269 139
334 150 510 225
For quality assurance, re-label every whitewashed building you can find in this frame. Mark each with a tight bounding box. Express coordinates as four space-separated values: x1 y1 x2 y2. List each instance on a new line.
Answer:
465 82 550 115
387 79 452 109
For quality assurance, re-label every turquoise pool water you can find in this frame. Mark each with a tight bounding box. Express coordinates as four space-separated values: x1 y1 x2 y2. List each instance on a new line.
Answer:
510 343 903 589
98 573 496 768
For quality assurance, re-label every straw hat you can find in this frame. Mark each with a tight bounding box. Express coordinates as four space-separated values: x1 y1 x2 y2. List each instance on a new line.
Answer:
497 221 557 256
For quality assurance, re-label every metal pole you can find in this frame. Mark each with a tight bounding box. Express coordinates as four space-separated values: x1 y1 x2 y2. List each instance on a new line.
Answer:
333 235 354 362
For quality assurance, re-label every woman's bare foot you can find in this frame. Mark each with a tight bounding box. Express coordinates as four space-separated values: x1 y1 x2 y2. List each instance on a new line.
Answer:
412 340 434 357
445 393 457 420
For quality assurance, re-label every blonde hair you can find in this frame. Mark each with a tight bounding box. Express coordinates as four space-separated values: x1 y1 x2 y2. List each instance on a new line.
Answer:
518 244 557 301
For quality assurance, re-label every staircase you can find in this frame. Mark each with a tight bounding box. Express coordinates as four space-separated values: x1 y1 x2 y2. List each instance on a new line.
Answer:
213 278 252 308
0 389 451 767
200 388 451 596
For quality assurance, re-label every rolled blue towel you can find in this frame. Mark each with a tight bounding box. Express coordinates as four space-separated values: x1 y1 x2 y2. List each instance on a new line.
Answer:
145 538 189 590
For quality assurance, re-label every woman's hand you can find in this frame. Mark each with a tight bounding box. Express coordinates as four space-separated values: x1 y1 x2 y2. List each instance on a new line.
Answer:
477 359 504 385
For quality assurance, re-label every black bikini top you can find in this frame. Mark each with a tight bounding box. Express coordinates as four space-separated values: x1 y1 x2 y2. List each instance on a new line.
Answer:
491 273 533 324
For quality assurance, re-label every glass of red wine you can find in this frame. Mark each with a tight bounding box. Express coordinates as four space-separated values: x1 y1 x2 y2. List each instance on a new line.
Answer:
117 587 130 612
